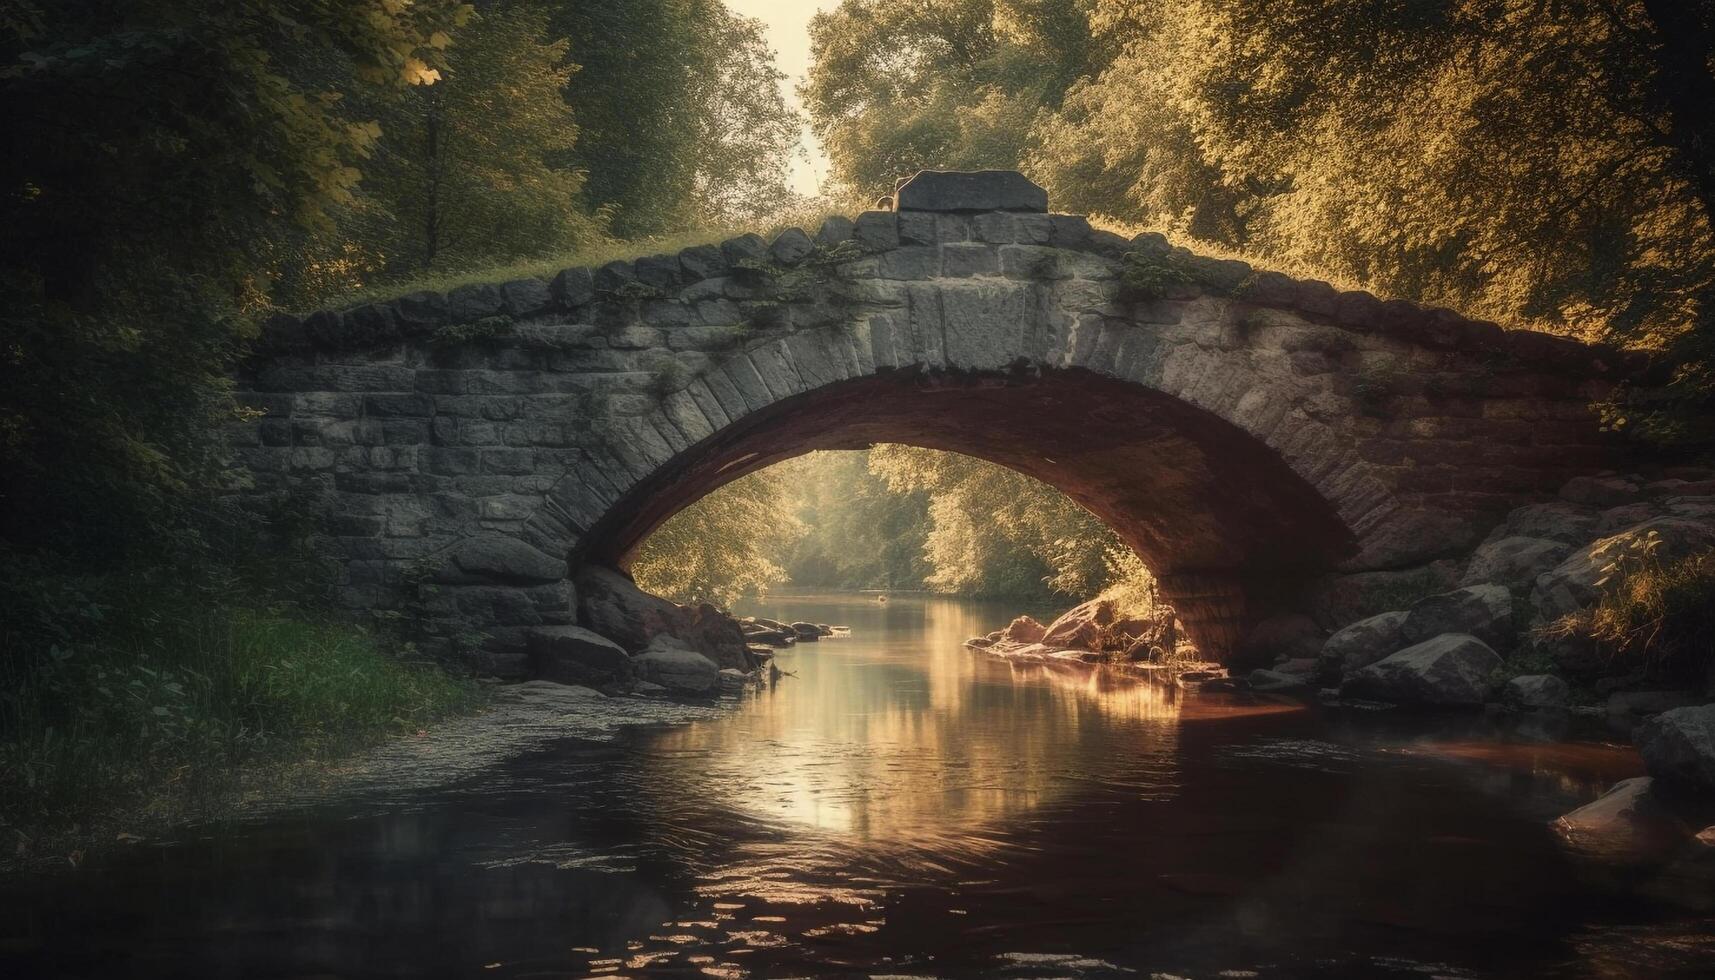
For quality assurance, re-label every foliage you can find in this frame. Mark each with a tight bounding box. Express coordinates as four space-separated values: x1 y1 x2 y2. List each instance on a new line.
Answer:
0 0 470 560
778 451 935 590
1545 535 1715 681
554 0 800 236
808 0 1715 446
804 0 1102 198
0 571 481 838
867 445 1123 598
363 2 605 274
631 471 807 608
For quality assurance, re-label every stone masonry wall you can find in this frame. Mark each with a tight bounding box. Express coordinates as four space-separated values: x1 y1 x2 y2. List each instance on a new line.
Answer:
230 172 1639 673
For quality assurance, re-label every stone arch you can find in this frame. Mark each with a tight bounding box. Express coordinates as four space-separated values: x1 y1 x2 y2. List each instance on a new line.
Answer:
234 171 1637 673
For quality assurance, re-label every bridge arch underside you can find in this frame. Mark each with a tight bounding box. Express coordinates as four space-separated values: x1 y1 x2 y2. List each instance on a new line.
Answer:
579 367 1357 657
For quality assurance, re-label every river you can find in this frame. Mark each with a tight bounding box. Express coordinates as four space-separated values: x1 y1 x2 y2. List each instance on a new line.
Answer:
4 592 1712 977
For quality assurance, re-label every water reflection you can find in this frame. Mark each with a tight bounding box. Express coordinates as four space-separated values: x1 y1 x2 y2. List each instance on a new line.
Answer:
2 592 1710 979
643 593 1182 843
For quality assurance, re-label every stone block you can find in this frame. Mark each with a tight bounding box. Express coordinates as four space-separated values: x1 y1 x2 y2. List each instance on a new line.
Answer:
770 227 815 265
941 243 999 277
853 210 900 251
894 170 1048 212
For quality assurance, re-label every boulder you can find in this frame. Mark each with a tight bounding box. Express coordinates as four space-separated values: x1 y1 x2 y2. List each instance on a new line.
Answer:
1317 610 1408 679
1041 598 1115 651
1491 501 1599 546
1554 777 1689 861
1340 633 1502 706
632 636 720 695
1504 673 1570 709
526 626 632 687
1241 614 1326 664
1637 705 1715 792
1401 584 1515 650
1000 615 1047 644
1460 536 1573 591
575 565 748 669
1531 517 1715 624
1595 502 1660 536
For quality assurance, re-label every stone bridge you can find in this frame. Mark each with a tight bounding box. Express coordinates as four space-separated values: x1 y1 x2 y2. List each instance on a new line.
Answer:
233 171 1640 674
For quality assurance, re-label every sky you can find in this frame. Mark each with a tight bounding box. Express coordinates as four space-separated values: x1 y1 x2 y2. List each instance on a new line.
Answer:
722 0 842 196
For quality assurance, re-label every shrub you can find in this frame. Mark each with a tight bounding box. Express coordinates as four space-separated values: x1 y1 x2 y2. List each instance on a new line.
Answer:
1545 535 1715 682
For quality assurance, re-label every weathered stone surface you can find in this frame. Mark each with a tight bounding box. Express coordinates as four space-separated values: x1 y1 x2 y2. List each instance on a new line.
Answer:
1041 598 1115 651
1461 535 1574 591
574 565 748 669
1317 609 1408 679
1554 777 1690 860
894 170 1049 213
234 172 1643 669
433 534 567 585
1638 706 1715 792
1504 673 1571 709
1341 633 1502 706
632 636 720 695
527 626 632 687
1491 501 1599 545
1000 615 1047 644
771 227 815 265
1401 584 1515 650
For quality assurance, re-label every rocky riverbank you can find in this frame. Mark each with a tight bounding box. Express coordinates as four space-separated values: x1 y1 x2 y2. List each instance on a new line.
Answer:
523 565 768 697
970 469 1715 901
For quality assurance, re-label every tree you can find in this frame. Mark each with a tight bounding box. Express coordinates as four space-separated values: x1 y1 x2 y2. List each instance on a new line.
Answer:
365 2 604 272
778 451 933 590
803 0 1100 199
1032 0 1715 443
0 0 470 559
631 471 806 607
867 446 1121 598
553 0 799 235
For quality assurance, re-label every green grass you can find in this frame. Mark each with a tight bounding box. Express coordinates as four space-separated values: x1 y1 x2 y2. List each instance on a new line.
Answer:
308 204 841 314
1 585 483 857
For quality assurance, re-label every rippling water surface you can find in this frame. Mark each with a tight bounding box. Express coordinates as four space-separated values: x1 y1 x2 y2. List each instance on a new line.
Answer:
5 592 1712 978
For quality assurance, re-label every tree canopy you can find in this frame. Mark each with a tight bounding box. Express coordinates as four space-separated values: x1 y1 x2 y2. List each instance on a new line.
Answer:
808 0 1715 444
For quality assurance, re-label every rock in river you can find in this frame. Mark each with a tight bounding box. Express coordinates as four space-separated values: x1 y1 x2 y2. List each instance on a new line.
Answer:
526 626 633 687
632 636 720 695
1340 633 1501 706
1317 610 1408 680
1637 705 1715 792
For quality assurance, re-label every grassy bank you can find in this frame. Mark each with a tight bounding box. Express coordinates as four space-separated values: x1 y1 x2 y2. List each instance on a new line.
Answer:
1 583 483 866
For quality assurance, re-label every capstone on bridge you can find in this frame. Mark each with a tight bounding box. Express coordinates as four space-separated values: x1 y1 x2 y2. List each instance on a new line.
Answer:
232 170 1638 673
